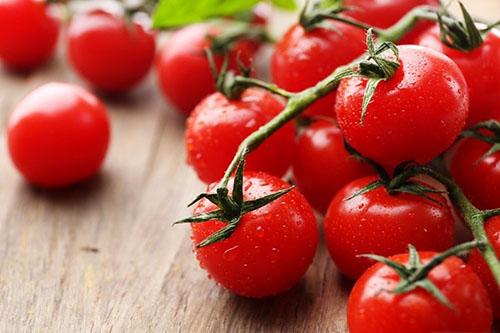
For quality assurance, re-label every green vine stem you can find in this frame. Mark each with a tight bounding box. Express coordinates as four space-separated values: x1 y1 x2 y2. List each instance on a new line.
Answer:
389 166 500 286
218 5 440 188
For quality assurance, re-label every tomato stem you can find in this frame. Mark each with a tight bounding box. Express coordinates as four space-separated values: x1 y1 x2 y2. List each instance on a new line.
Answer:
389 166 500 286
234 77 296 98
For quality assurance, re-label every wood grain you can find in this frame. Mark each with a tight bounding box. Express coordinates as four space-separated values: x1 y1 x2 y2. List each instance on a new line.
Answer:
0 1 498 332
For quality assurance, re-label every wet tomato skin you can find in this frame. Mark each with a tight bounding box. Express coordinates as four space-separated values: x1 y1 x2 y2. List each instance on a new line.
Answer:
417 26 500 126
446 138 500 210
185 88 294 184
348 252 493 333
344 0 439 44
324 175 455 279
271 21 366 117
191 171 319 298
7 83 110 188
335 45 468 170
157 24 260 116
67 10 156 93
468 216 500 319
0 0 59 71
292 120 372 213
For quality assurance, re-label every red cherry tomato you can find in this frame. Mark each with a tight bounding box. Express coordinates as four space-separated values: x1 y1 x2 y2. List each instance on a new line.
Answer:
344 0 439 44
271 21 365 117
335 45 468 170
157 23 260 116
67 10 155 93
348 252 493 333
324 175 455 279
0 0 59 71
292 119 372 213
185 88 294 184
417 26 500 126
7 83 110 188
468 216 500 319
191 171 318 298
446 138 500 210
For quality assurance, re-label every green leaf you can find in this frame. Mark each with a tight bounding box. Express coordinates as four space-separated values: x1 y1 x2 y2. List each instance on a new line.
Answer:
270 0 297 10
153 0 296 28
153 0 259 28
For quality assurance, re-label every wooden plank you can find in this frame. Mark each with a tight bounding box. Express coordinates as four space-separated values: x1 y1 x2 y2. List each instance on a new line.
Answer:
0 1 497 331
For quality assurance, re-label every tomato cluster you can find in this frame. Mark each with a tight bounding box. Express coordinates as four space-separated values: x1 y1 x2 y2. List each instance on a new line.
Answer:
2 0 499 332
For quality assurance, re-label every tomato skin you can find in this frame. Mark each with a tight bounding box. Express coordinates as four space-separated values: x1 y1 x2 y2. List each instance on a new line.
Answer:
292 120 372 213
344 0 439 44
335 45 468 169
67 10 156 93
7 83 110 188
468 216 500 319
348 252 493 333
185 88 294 184
191 171 318 298
417 27 500 126
446 138 500 210
271 21 365 117
324 175 455 279
0 0 59 71
157 24 259 116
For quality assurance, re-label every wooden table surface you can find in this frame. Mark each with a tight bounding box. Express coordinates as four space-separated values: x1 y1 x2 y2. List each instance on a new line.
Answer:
0 1 498 332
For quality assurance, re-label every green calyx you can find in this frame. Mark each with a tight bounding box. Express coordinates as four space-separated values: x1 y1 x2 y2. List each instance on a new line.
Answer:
174 153 294 248
437 2 486 52
461 119 500 161
344 143 446 204
358 29 400 123
362 241 484 308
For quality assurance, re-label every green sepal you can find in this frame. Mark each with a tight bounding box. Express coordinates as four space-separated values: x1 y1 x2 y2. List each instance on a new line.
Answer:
358 29 400 122
197 218 240 248
359 254 410 278
174 154 295 248
390 181 446 206
460 119 500 162
344 179 384 201
437 2 484 51
394 279 453 309
242 186 295 213
174 210 225 225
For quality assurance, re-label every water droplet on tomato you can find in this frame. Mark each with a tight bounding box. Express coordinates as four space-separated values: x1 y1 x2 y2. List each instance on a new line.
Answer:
223 245 240 262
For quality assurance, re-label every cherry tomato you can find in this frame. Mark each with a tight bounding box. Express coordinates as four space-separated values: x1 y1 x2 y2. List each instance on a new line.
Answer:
324 175 455 279
8 83 110 188
335 45 468 170
271 21 365 117
445 138 500 210
292 119 372 213
191 171 318 298
348 252 493 333
417 26 500 126
185 88 294 184
468 216 500 319
0 0 59 71
344 0 439 44
67 10 156 93
157 23 260 116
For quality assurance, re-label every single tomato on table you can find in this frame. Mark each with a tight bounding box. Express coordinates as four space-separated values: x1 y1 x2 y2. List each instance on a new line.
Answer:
7 83 110 188
0 0 59 71
67 10 156 93
191 171 318 298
